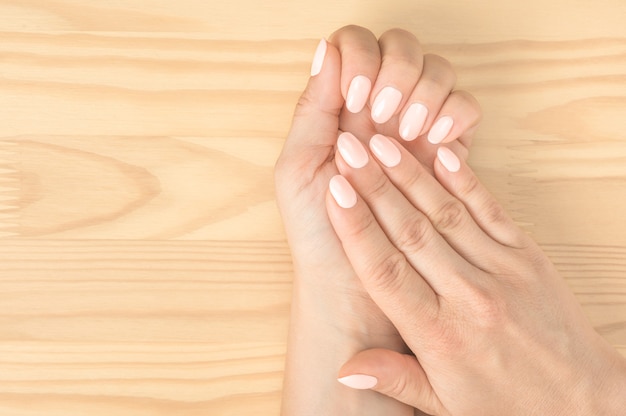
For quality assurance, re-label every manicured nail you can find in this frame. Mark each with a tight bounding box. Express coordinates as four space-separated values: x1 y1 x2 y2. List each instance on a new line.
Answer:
329 175 357 208
428 115 454 144
346 75 372 114
369 134 401 168
371 87 402 124
399 103 428 141
337 374 378 390
310 39 327 76
337 132 368 168
437 147 461 172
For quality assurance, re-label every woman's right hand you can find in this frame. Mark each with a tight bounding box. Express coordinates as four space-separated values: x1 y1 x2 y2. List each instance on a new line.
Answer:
276 25 481 415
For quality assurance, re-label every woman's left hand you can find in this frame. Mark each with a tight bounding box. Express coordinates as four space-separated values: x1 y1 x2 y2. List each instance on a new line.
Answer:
326 133 626 415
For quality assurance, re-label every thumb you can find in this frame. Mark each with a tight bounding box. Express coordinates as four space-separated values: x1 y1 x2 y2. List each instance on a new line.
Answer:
283 39 344 153
337 348 443 415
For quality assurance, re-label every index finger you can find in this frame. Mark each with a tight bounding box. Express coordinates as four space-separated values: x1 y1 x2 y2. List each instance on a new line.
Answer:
329 25 381 114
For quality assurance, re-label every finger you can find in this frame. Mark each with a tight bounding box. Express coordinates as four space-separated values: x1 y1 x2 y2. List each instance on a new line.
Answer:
338 348 443 415
435 146 531 249
427 90 482 145
325 174 439 336
370 29 424 124
365 134 508 271
329 25 380 114
449 138 470 161
392 124 470 177
282 39 343 154
334 132 477 296
398 54 456 141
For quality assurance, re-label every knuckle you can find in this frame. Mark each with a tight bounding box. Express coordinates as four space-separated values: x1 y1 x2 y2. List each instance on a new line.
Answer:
395 165 429 197
293 89 315 119
395 215 432 254
425 54 454 73
468 286 509 329
293 88 342 122
431 199 467 233
385 369 409 397
457 90 483 120
381 53 421 75
365 251 408 295
330 25 377 50
380 28 420 45
481 198 509 227
524 245 553 274
335 24 371 37
458 173 481 198
428 313 467 353
343 211 377 241
360 173 391 202
423 54 457 86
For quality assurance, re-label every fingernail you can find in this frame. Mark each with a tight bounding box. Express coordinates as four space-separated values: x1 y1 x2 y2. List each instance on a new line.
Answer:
346 75 372 114
371 87 402 124
428 115 454 144
329 175 357 208
399 103 428 141
337 374 378 390
337 132 368 168
310 39 327 76
437 147 461 172
369 134 401 168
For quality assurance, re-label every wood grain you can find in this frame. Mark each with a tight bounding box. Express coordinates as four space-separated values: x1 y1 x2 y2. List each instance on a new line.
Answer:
0 241 290 415
0 0 625 414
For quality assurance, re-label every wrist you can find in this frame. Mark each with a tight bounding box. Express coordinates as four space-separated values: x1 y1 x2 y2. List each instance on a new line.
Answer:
291 266 403 342
593 349 626 415
281 270 411 416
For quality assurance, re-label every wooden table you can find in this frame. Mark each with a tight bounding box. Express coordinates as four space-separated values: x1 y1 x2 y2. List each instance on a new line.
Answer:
1 1 625 414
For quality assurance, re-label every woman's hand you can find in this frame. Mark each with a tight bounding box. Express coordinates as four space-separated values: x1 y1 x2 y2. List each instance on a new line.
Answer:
326 133 626 415
275 25 481 415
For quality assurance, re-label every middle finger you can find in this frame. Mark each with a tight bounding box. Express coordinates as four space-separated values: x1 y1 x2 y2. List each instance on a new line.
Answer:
369 29 424 125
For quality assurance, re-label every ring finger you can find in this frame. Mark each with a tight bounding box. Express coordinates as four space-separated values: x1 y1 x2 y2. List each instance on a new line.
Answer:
398 54 457 142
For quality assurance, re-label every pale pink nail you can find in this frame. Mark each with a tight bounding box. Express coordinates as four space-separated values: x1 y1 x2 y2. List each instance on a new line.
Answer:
329 175 357 208
437 147 461 172
337 132 368 169
346 75 372 113
428 115 454 144
337 374 378 390
371 87 402 124
399 103 428 141
369 134 401 168
310 39 327 76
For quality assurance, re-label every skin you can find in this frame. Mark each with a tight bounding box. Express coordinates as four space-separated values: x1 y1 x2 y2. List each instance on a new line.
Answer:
325 122 626 412
275 26 480 415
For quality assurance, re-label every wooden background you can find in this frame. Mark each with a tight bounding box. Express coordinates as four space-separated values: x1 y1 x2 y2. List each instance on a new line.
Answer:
0 1 625 414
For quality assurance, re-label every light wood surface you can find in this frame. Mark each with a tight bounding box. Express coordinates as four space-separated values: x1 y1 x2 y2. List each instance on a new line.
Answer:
0 1 625 414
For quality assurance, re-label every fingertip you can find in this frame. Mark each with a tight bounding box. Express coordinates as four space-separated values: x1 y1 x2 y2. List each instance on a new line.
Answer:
310 38 327 77
427 116 454 145
436 146 461 173
431 90 482 145
338 348 439 412
285 40 342 150
329 175 358 209
337 374 379 390
329 25 381 105
346 75 372 113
